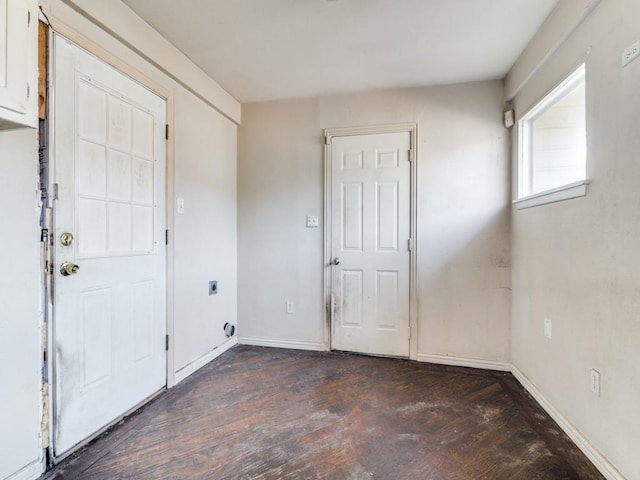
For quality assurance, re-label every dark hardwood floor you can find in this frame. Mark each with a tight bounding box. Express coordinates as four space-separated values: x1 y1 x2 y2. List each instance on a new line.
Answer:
44 345 603 480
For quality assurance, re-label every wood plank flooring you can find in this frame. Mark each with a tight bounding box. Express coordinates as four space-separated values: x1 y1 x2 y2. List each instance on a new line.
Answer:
44 345 603 480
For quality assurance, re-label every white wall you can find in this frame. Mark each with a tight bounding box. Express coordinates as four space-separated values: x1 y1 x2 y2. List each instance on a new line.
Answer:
0 129 43 479
508 0 640 478
2 1 239 478
238 82 511 363
173 88 237 373
238 98 326 348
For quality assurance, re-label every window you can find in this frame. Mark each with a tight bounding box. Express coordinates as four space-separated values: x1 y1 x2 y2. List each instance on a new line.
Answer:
518 64 587 201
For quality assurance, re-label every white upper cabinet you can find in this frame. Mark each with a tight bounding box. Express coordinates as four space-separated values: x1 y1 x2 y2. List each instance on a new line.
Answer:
0 0 37 129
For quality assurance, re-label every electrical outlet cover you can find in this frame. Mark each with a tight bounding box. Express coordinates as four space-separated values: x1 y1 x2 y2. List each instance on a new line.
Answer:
306 215 319 228
622 40 640 67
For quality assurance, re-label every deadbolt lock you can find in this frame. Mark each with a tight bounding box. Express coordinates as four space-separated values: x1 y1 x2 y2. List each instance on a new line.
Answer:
60 262 80 276
60 232 74 247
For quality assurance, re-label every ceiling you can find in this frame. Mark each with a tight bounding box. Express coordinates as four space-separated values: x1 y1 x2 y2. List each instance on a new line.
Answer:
122 0 558 103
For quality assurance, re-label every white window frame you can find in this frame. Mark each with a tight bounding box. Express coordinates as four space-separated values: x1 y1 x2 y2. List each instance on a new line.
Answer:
515 64 589 209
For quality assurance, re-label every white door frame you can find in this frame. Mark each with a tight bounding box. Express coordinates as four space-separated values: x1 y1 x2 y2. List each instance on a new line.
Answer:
46 19 177 461
323 123 418 359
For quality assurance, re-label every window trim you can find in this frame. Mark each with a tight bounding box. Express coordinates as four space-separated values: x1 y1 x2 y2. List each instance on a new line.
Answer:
517 64 588 203
513 179 590 210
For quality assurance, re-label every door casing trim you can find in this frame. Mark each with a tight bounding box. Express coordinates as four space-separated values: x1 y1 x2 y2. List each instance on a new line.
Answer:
323 123 418 360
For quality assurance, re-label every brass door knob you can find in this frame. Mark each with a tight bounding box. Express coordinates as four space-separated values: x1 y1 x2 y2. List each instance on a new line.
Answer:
60 262 80 276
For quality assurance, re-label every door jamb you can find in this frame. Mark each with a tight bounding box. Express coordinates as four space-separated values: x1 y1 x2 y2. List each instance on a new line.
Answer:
45 18 176 461
323 123 418 360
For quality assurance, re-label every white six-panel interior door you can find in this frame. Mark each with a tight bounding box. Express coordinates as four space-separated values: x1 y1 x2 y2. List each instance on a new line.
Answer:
52 35 167 456
329 130 412 357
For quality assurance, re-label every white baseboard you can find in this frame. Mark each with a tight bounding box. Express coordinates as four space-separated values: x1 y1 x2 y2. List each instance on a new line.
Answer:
238 336 328 352
511 365 625 480
174 336 238 385
4 458 45 480
416 352 511 372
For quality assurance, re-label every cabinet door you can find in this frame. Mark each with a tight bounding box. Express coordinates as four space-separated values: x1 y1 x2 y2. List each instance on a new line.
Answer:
0 0 29 115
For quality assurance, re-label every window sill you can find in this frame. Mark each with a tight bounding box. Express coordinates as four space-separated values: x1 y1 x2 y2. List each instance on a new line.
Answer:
513 179 590 210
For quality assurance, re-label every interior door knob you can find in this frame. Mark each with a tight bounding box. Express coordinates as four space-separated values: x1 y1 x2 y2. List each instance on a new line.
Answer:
331 257 340 266
60 262 80 276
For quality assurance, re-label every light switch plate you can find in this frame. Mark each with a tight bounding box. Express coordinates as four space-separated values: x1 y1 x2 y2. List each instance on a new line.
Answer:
590 369 601 397
306 215 319 228
177 197 185 215
544 318 552 339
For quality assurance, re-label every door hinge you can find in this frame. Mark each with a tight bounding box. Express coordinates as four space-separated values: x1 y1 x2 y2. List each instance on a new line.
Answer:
40 228 49 243
52 183 59 201
27 82 30 99
27 10 31 27
165 124 169 140
408 149 414 162
408 238 413 252
165 229 169 245
165 334 169 351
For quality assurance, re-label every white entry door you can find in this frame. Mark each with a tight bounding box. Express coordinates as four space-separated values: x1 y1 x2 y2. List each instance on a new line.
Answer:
330 131 411 357
52 36 167 456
